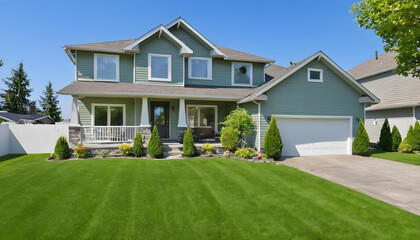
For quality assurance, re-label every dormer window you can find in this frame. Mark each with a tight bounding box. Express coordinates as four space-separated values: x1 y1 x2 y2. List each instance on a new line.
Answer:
308 68 323 82
188 57 212 80
232 62 253 86
148 54 172 81
94 54 119 81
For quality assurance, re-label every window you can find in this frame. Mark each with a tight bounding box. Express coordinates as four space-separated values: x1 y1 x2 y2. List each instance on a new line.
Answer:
232 62 253 86
308 68 323 82
92 104 125 126
187 105 218 132
94 54 119 81
148 54 171 81
188 57 212 80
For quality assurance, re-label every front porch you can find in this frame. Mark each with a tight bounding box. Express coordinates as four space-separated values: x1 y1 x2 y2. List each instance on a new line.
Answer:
69 96 236 145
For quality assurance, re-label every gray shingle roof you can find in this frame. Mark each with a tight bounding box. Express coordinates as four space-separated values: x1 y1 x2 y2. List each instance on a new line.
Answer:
0 111 51 123
348 51 398 80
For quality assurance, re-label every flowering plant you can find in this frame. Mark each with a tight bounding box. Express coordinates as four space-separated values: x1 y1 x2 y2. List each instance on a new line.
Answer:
73 142 88 158
234 148 257 158
257 149 267 160
201 143 215 154
119 143 132 155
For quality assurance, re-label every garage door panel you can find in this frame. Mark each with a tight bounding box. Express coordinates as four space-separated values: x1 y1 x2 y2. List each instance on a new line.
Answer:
275 117 351 157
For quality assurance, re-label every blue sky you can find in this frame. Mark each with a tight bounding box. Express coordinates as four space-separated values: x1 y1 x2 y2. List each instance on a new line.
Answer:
0 0 384 119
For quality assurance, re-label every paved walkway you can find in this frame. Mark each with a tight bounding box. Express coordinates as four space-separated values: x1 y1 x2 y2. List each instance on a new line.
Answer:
278 155 420 215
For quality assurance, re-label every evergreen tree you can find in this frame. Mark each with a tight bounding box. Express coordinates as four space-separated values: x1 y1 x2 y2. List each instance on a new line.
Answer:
263 117 283 159
182 127 196 157
411 121 420 151
133 131 145 157
39 81 62 121
391 126 402 152
352 120 371 155
0 60 3 67
1 62 32 114
147 126 163 158
378 118 392 151
405 125 416 149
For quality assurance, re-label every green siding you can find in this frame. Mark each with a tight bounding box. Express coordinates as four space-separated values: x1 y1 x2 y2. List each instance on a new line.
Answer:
241 60 364 148
134 35 183 85
169 27 211 57
76 51 133 83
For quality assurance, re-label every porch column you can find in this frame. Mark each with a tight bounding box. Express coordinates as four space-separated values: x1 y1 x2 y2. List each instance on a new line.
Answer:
70 97 79 126
177 98 187 143
140 97 150 127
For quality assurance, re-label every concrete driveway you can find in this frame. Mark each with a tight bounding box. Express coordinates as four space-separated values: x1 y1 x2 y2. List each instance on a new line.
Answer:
278 155 420 215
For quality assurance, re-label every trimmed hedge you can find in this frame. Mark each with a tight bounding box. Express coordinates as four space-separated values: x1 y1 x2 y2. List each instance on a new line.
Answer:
133 131 145 157
263 117 283 159
391 125 402 152
220 126 238 152
182 127 196 157
352 119 370 155
147 126 163 158
54 136 69 160
378 118 392 151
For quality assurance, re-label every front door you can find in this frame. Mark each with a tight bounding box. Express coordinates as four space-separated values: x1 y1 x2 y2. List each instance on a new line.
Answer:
151 102 169 138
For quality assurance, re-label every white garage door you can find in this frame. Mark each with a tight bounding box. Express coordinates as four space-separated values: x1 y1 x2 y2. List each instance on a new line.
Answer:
274 115 352 157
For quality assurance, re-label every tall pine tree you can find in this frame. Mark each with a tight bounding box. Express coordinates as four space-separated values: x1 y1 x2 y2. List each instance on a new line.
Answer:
39 81 62 122
1 62 32 114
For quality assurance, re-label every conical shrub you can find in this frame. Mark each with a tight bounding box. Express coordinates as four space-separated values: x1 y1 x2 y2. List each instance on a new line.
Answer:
391 126 402 152
263 117 283 159
133 131 145 157
378 118 392 151
405 125 417 150
412 121 420 151
54 136 70 159
182 127 196 157
147 126 163 158
352 120 370 155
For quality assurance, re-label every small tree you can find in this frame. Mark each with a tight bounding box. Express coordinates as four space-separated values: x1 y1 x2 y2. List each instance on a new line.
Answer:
182 127 196 157
353 120 371 155
54 136 69 159
410 121 420 151
221 108 254 147
39 81 62 122
147 126 163 158
405 125 416 149
133 131 145 157
220 126 239 152
378 118 392 151
391 126 402 152
263 117 283 159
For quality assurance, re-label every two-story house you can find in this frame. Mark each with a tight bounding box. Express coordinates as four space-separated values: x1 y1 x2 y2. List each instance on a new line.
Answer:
58 17 379 157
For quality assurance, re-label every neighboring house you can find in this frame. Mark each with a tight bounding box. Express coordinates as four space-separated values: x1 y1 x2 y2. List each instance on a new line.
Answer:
348 52 420 142
0 111 54 124
58 17 378 156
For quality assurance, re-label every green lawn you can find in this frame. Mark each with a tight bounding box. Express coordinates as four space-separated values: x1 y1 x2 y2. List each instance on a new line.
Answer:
370 149 420 165
1 155 419 239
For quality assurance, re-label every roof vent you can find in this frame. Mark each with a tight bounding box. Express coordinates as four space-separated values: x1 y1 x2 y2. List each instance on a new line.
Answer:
375 51 378 60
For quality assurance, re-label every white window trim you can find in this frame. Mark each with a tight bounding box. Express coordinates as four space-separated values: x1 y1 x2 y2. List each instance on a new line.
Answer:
148 53 172 82
186 104 218 133
231 62 253 87
188 57 212 80
308 68 323 82
91 103 126 126
94 53 120 82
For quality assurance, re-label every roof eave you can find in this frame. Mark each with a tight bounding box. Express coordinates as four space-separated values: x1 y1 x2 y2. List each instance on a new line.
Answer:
224 57 275 64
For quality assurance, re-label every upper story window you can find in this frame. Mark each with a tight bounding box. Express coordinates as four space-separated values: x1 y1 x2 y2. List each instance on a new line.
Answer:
94 54 119 81
232 62 253 86
188 57 212 80
308 68 323 82
148 54 171 81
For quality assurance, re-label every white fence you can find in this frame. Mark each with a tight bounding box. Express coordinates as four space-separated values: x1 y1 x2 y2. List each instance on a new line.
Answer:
0 123 69 156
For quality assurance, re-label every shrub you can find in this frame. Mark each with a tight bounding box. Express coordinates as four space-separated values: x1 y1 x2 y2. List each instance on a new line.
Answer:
73 142 88 158
398 140 413 153
234 148 257 158
119 143 132 155
220 126 239 152
97 150 109 158
391 125 402 152
133 131 145 157
201 143 215 154
257 149 267 160
405 125 418 150
221 108 254 147
352 119 371 155
147 126 163 158
54 136 69 160
412 121 420 151
263 117 283 159
183 127 196 157
378 118 392 151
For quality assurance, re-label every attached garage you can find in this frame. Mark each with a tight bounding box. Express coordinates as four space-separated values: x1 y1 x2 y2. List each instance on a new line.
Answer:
274 115 353 157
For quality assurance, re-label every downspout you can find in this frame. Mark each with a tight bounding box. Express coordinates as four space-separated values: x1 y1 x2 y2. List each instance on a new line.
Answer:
252 99 261 150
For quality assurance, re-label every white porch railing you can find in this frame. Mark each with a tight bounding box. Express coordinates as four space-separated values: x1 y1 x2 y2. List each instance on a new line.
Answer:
80 126 143 143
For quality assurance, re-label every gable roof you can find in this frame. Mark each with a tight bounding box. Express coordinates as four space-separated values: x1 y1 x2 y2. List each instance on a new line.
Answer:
216 45 275 63
239 51 380 104
0 111 53 123
348 51 398 80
